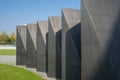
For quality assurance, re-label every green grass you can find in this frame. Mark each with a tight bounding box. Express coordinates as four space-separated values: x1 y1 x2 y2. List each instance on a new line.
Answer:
0 49 16 55
0 64 43 80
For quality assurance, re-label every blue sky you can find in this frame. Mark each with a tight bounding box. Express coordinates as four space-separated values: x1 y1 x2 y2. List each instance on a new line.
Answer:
0 0 80 34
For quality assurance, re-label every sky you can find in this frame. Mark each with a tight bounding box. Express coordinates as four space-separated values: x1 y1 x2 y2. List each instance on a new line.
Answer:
0 0 80 34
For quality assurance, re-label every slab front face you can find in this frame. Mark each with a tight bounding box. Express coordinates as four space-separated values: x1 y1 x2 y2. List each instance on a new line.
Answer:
62 8 81 80
26 24 37 68
48 16 61 79
16 26 26 65
81 0 120 80
37 21 48 72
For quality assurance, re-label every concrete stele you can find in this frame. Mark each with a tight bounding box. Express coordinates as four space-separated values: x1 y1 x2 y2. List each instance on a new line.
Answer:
62 8 81 80
37 21 48 72
81 0 120 80
48 16 62 79
26 24 37 68
16 25 26 65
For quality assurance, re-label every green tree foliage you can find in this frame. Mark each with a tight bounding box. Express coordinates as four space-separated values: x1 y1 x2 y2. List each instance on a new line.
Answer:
10 32 16 44
0 31 16 45
0 35 2 44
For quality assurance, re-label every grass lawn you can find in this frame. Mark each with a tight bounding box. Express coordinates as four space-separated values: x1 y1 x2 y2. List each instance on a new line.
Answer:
0 64 43 80
0 49 16 55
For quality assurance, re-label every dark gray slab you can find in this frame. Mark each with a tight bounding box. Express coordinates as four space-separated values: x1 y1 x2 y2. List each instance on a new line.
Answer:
48 16 61 79
26 24 37 68
81 0 120 80
36 21 48 72
62 8 81 80
16 26 26 65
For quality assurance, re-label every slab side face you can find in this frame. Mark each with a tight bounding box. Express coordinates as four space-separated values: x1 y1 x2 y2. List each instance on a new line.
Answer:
37 21 48 72
26 24 37 68
16 26 26 65
81 0 120 80
48 16 61 79
62 8 81 80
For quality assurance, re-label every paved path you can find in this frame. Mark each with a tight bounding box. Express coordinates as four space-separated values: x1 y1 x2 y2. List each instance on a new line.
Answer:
0 55 16 65
0 46 16 50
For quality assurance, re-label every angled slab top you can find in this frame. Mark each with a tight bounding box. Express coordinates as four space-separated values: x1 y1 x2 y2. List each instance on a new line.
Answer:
17 25 26 50
48 16 61 33
17 25 26 30
26 24 37 49
82 0 120 49
62 8 81 29
37 21 48 43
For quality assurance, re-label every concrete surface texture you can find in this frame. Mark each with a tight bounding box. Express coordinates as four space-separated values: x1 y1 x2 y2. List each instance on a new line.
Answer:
26 24 37 68
16 26 26 65
62 8 81 80
81 0 120 80
36 21 48 72
48 16 61 79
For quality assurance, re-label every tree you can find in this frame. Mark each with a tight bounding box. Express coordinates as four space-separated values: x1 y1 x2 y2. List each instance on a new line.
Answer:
0 31 16 45
0 31 9 44
0 34 2 44
10 32 16 44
